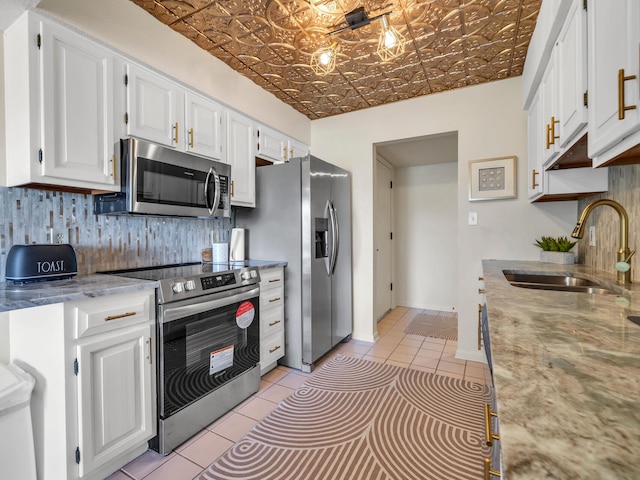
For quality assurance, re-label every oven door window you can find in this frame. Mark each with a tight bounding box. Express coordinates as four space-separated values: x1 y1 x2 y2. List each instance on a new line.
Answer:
160 297 260 418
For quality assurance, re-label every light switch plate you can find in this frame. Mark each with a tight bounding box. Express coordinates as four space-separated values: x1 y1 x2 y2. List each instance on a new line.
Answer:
468 212 478 225
589 226 596 246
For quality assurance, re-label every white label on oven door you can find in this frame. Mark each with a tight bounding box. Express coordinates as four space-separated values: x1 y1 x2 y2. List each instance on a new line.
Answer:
210 345 234 375
236 301 255 329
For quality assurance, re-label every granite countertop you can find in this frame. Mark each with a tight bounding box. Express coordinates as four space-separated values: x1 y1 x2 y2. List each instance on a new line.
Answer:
0 259 287 313
0 274 158 313
482 260 640 480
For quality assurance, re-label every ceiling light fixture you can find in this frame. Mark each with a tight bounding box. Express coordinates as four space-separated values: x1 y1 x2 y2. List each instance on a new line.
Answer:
310 7 405 76
310 42 339 76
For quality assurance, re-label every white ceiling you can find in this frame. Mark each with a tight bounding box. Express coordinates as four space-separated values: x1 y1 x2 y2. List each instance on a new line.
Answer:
375 131 458 168
0 0 40 31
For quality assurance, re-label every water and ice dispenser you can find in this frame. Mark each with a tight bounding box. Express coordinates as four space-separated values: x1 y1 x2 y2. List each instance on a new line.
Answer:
315 218 328 258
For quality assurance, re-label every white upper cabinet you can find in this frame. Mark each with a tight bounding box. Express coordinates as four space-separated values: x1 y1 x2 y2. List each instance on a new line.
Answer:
540 50 561 166
588 0 640 165
256 124 288 163
185 92 225 161
125 63 185 150
287 137 309 160
227 110 256 207
557 1 588 148
528 90 544 200
4 12 119 191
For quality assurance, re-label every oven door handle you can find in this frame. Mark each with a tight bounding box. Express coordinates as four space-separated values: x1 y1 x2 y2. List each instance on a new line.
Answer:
161 286 260 323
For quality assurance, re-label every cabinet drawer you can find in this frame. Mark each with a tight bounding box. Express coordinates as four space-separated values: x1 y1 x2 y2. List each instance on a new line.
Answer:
260 285 283 309
259 268 284 291
260 306 284 336
71 291 154 339
261 331 285 366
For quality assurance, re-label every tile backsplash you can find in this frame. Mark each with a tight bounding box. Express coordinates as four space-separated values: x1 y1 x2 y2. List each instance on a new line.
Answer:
0 186 232 278
576 164 640 282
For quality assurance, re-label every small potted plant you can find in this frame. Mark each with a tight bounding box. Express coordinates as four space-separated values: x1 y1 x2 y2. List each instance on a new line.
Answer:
534 236 576 264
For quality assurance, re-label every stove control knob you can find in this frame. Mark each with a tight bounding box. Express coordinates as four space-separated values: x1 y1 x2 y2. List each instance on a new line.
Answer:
172 282 184 294
184 280 196 291
241 271 251 281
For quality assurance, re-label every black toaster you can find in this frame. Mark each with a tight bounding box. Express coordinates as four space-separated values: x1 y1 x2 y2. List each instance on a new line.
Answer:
5 244 78 283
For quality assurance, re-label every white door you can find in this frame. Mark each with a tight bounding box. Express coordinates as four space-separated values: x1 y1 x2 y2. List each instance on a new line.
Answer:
227 110 256 207
588 0 640 157
185 92 225 160
41 21 116 186
374 159 392 320
126 63 183 149
76 324 154 477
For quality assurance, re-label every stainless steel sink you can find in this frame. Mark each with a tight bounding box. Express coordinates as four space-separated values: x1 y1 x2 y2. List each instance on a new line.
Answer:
503 271 617 295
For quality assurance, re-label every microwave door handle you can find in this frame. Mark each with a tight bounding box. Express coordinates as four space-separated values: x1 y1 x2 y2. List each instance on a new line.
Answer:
204 167 221 215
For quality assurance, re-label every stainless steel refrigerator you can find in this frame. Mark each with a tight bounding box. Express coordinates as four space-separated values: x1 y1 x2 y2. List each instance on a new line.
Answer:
236 155 352 372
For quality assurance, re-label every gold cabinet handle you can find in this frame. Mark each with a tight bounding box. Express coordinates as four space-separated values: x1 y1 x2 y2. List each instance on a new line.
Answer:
188 128 194 148
282 145 288 159
105 311 137 321
531 169 539 189
172 122 179 144
269 345 281 354
484 403 500 446
268 320 282 327
549 116 559 145
231 180 235 197
618 68 637 120
478 277 484 281
484 458 501 479
478 289 486 294
268 297 281 303
290 148 294 158
545 123 551 149
268 278 281 283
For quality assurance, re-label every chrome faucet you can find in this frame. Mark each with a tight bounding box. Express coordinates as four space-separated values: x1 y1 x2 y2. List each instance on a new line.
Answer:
571 199 632 285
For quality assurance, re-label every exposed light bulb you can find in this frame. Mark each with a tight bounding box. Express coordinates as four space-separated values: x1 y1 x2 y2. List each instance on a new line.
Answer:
384 30 397 49
320 50 333 65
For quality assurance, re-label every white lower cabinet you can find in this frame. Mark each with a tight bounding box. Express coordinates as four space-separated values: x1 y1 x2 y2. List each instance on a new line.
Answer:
9 290 156 480
259 267 285 374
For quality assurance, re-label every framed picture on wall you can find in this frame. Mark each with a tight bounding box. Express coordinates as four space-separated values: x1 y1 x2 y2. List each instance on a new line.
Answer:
468 156 517 201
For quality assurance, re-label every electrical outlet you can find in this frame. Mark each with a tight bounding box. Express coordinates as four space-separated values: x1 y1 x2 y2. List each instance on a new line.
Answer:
589 226 596 247
51 228 69 245
468 212 478 225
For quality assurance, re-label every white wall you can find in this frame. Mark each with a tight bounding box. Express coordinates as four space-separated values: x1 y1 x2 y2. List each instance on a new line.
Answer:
34 0 310 144
394 162 458 311
311 77 578 358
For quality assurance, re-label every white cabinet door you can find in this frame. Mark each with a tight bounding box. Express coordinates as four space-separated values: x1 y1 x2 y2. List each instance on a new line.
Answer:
527 90 544 200
126 63 184 149
540 51 561 166
41 21 116 186
256 125 287 163
588 0 640 158
287 138 309 160
185 92 225 160
557 0 588 148
227 110 256 207
76 323 153 477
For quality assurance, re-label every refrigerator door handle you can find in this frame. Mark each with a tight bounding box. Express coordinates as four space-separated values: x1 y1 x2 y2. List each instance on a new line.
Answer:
329 202 339 275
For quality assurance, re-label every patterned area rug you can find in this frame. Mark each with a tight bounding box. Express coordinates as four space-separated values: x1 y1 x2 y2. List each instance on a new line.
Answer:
199 355 489 480
404 311 458 341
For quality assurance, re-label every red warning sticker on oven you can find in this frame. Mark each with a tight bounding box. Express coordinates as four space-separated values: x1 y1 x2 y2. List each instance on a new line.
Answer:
210 345 234 375
236 301 255 329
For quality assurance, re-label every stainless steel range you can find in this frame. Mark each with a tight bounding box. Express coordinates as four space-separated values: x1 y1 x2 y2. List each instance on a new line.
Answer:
104 262 261 455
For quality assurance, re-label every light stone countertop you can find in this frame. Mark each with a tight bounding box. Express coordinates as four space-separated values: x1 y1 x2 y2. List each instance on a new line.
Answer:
482 260 640 480
0 274 158 313
0 260 287 313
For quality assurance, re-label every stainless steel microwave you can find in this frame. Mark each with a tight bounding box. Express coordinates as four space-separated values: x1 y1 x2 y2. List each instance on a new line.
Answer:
94 138 231 218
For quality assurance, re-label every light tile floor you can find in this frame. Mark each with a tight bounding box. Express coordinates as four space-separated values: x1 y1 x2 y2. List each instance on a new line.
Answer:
107 307 490 480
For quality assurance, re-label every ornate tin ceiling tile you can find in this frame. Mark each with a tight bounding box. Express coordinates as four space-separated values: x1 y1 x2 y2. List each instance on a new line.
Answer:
131 0 542 118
